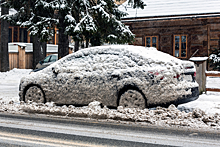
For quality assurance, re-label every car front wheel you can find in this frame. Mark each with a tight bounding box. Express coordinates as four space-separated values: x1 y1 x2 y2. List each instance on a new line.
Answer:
119 89 146 109
24 86 45 103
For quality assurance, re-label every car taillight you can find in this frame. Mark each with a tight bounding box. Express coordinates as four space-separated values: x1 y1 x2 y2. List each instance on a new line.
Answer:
149 71 164 80
185 66 194 69
194 72 196 77
174 74 180 79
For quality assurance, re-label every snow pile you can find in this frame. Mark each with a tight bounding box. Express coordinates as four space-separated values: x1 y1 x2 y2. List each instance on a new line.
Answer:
0 68 32 103
0 100 219 130
0 68 32 84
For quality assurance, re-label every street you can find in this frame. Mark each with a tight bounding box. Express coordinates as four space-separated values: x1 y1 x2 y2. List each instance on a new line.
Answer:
0 113 219 147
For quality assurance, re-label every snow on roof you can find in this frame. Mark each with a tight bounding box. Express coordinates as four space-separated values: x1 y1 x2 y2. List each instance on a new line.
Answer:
0 8 17 16
47 44 58 53
119 0 220 19
190 57 209 62
8 43 33 53
8 43 74 53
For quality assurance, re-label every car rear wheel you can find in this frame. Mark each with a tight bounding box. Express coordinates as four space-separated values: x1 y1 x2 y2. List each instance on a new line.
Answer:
25 86 45 103
119 89 146 109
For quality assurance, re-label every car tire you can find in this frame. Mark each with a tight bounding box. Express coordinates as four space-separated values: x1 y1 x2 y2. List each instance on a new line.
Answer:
24 86 45 103
119 89 146 109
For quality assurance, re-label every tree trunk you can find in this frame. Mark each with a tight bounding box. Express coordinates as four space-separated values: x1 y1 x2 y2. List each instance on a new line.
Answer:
0 0 9 72
86 38 89 48
58 13 69 59
40 41 47 58
32 36 44 69
74 41 79 52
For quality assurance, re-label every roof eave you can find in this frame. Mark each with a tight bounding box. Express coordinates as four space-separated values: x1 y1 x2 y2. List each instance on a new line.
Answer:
122 12 220 22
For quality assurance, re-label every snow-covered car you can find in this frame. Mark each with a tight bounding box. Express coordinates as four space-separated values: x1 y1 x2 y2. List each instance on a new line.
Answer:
35 54 58 69
19 45 199 109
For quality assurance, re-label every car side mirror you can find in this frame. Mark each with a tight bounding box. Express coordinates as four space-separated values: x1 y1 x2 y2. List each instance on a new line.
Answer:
52 66 60 74
39 61 43 65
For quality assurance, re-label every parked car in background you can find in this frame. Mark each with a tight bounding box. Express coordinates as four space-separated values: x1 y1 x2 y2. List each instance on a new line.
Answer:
19 45 199 109
35 54 58 69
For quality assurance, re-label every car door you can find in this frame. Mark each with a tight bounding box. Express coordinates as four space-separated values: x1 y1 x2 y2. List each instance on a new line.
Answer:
50 55 94 105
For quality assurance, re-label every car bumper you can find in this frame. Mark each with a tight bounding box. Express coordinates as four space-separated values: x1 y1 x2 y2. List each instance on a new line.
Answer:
174 87 199 106
149 87 199 108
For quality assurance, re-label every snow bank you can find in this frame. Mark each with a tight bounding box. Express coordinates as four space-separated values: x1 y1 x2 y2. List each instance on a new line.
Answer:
0 68 32 84
0 68 32 103
0 100 219 130
0 68 219 130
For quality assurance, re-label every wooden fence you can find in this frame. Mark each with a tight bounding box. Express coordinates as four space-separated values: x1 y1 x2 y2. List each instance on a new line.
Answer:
205 72 220 92
9 45 34 70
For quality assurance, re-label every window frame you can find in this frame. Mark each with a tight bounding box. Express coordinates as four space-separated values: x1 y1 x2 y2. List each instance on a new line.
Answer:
8 27 14 42
19 28 28 43
145 36 158 49
173 35 188 58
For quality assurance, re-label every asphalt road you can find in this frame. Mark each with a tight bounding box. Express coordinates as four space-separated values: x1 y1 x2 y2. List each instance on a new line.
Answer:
0 113 219 147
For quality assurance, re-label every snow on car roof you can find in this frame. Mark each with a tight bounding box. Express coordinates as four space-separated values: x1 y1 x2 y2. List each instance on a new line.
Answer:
61 45 182 65
50 45 184 75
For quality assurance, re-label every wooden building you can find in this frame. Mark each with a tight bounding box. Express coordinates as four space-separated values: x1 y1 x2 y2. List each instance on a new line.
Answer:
0 8 59 44
6 26 59 45
119 0 220 60
0 8 60 69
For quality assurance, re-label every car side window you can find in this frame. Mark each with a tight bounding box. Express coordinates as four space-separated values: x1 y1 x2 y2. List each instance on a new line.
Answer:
43 55 51 63
50 55 57 62
60 51 139 73
77 54 134 68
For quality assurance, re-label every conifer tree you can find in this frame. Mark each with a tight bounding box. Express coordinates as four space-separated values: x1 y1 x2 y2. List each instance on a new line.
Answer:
209 48 220 71
3 0 146 58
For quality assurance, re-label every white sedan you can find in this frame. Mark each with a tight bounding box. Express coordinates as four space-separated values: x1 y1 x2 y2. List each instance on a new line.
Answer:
19 45 199 109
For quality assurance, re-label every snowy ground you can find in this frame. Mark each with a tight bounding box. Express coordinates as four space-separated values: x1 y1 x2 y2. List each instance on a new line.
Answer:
0 69 32 104
0 68 220 130
178 76 220 114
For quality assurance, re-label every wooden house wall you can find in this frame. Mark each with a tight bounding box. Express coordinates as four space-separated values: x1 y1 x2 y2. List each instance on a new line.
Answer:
9 53 19 69
124 16 220 59
25 53 33 69
9 52 33 70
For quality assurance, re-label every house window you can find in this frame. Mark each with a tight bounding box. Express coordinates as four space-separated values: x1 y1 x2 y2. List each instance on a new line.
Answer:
48 28 59 45
8 28 13 42
145 36 158 49
19 28 28 43
174 35 187 58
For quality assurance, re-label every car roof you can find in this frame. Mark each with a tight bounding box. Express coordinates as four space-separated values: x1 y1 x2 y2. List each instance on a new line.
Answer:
41 45 186 75
65 45 181 64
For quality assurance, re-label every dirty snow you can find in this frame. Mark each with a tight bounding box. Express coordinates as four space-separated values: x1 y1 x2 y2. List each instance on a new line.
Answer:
0 68 220 130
